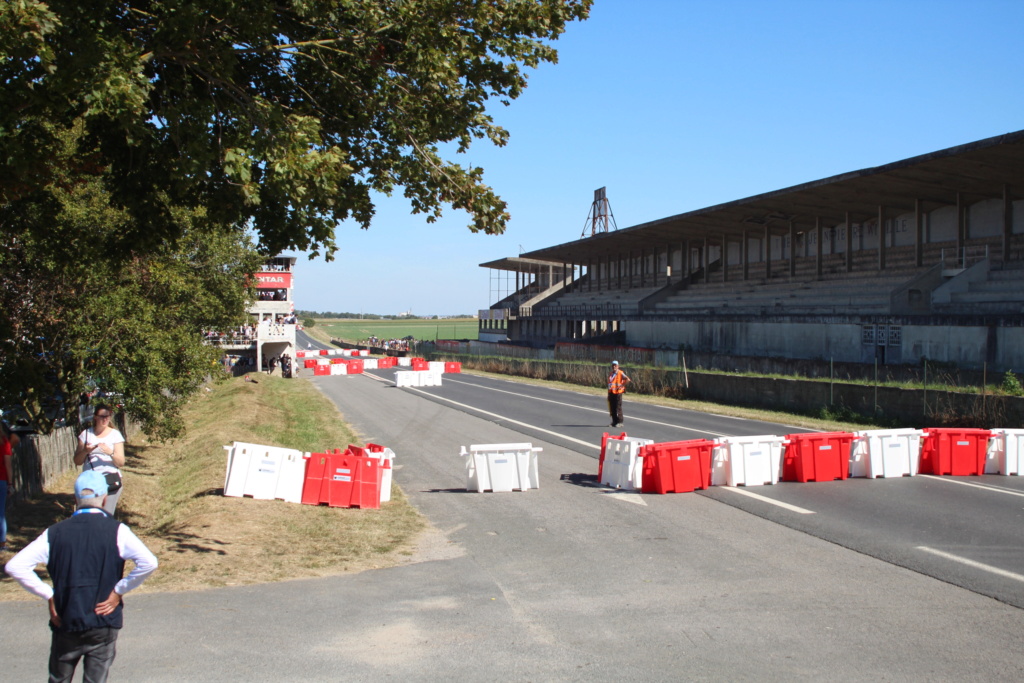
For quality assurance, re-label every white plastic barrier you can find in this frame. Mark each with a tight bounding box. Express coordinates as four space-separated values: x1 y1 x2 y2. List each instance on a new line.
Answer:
715 434 786 486
853 428 923 478
329 363 348 375
397 356 412 367
428 361 446 373
419 371 443 387
369 447 395 502
461 443 541 492
363 358 379 370
989 428 1024 475
223 442 306 502
600 436 654 490
395 370 421 387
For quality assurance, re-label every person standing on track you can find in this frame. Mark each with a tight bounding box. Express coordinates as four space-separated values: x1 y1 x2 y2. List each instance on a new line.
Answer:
607 360 631 428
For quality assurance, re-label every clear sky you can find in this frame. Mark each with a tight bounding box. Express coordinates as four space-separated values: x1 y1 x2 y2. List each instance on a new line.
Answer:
290 0 1024 316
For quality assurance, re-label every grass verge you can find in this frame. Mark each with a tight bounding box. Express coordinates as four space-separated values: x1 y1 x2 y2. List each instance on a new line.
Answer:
1 374 425 599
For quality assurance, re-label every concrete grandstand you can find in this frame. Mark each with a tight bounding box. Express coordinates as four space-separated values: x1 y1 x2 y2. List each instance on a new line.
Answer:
480 130 1024 372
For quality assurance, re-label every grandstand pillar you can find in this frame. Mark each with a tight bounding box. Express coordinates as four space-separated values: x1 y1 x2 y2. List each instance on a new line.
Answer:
915 200 924 267
720 234 727 282
739 231 748 280
789 222 797 276
878 205 887 270
845 211 854 272
956 193 965 263
703 236 710 283
815 217 823 279
762 226 771 279
1004 185 1013 262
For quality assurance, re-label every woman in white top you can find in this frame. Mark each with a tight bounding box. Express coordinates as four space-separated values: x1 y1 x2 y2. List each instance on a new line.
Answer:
73 404 125 515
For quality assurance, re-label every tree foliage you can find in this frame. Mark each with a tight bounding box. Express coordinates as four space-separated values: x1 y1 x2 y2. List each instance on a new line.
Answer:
1 0 592 258
0 121 263 437
0 1 590 436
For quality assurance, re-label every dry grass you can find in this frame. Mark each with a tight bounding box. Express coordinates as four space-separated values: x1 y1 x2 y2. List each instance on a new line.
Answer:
1 375 425 599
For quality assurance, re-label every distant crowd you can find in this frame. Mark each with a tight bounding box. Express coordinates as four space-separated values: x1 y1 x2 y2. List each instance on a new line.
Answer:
204 315 298 344
363 336 415 352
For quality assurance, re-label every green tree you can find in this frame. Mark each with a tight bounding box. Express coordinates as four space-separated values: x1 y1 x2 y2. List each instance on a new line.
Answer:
0 122 262 437
1 0 592 259
0 0 590 435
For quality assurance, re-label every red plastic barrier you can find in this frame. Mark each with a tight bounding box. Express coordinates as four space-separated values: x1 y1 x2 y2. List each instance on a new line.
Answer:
320 350 329 356
377 357 397 369
640 439 715 494
920 428 992 475
304 359 316 369
598 431 628 480
347 359 364 374
411 359 429 371
444 362 462 373
783 432 854 482
301 450 341 505
343 446 382 509
313 364 330 376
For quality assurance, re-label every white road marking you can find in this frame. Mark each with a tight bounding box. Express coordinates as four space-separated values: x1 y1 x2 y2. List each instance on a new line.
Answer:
718 487 816 514
919 474 1024 499
602 491 649 506
398 384 601 450
443 376 731 437
916 546 1024 583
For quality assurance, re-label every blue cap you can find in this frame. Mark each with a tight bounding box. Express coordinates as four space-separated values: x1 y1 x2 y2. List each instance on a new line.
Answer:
75 471 109 500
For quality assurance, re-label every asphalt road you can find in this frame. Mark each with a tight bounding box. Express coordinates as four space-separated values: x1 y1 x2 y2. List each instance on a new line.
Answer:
3 348 1023 681
376 367 1024 611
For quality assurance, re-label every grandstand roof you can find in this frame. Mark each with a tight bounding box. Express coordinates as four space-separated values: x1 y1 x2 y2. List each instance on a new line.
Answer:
518 129 1024 265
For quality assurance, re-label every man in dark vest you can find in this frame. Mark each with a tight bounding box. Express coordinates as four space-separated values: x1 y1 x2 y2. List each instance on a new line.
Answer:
5 470 158 683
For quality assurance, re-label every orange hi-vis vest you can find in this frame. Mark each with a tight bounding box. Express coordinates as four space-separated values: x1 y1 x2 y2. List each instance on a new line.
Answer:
608 369 627 394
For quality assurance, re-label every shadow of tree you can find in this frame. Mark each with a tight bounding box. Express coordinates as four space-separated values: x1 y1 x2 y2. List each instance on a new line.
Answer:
158 531 230 556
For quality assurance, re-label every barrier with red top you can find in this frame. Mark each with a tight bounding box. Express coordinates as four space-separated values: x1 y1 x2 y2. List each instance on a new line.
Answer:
301 450 339 505
783 432 854 482
301 446 383 508
920 428 992 475
599 431 628 481
640 439 715 494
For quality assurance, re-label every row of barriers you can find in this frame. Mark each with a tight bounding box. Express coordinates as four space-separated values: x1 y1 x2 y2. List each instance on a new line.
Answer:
296 349 369 358
598 427 1024 493
223 441 394 508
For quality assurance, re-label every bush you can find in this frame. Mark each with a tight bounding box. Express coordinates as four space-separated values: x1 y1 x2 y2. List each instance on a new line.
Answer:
1000 370 1024 397
303 318 316 328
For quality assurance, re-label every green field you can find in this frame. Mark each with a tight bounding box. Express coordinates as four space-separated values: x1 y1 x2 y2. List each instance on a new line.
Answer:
316 318 478 342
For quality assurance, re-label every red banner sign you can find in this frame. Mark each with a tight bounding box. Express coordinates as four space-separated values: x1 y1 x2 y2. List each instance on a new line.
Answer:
255 272 292 288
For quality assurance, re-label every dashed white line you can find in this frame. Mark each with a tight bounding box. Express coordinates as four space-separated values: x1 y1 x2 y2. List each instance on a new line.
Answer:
916 546 1024 583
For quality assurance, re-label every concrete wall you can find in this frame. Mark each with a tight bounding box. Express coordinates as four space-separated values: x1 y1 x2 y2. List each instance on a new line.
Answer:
625 319 1024 372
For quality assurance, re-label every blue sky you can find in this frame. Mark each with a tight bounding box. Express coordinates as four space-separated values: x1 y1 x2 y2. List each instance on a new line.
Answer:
291 0 1024 316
